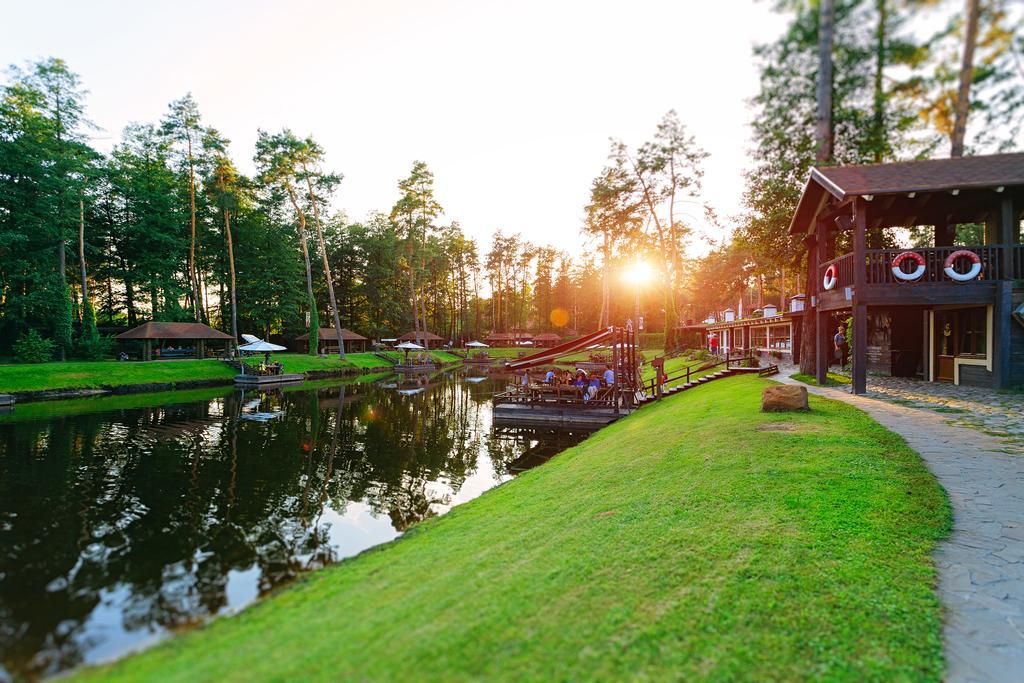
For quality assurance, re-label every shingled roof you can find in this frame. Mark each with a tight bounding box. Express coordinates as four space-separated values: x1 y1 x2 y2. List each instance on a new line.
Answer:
398 330 443 342
294 328 368 341
789 152 1024 234
115 321 234 340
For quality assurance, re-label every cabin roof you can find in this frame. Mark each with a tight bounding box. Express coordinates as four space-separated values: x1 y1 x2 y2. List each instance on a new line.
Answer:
294 328 368 341
788 152 1024 234
115 321 234 341
398 331 443 341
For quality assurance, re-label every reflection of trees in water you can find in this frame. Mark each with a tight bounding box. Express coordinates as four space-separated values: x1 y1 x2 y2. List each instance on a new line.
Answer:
0 376 489 680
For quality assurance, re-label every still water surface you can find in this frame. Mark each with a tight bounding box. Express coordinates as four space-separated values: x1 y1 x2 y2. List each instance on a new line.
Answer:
0 371 588 680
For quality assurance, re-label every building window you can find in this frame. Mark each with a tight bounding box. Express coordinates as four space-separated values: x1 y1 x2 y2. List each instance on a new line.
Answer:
768 324 791 350
750 326 768 349
957 308 986 357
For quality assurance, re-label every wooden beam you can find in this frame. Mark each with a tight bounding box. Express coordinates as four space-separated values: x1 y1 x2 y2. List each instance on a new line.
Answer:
852 199 867 395
992 281 1012 390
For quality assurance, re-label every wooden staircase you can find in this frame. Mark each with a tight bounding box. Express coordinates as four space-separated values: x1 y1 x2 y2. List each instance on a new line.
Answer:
637 367 744 406
758 364 780 377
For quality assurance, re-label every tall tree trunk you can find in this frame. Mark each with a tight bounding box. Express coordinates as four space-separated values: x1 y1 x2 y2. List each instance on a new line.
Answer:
223 207 239 353
303 166 346 360
951 0 980 157
816 0 835 164
600 231 610 328
78 195 88 302
872 0 887 163
187 134 201 322
803 0 835 374
285 182 317 353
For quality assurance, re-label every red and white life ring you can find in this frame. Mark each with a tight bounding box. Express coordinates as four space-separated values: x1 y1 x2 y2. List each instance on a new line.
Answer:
943 249 982 282
891 251 926 282
822 264 838 290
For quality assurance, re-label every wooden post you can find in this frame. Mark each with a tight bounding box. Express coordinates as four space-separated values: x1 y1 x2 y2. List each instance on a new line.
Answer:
198 339 205 359
922 310 931 382
143 339 151 361
814 217 830 385
1000 195 1015 278
852 198 868 395
992 281 1012 390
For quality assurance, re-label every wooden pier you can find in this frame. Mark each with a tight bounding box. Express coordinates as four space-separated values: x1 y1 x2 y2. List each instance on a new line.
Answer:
233 373 304 387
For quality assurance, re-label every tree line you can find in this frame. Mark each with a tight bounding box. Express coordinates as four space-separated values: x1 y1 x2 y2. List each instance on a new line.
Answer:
0 60 639 361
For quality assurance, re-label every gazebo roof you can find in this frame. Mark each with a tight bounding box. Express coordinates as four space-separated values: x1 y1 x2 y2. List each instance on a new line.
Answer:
295 328 368 342
788 152 1024 235
485 331 534 341
398 331 443 341
115 321 234 341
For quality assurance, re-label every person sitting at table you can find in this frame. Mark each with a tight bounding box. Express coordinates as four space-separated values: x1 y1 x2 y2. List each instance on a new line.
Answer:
559 369 571 385
521 370 530 388
572 370 587 388
586 375 601 401
603 364 614 386
544 369 555 384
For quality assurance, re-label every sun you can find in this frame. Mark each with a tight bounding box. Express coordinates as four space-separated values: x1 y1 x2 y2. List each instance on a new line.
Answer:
623 260 654 285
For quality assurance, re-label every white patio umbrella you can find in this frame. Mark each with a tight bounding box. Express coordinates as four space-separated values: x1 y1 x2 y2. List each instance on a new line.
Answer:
241 333 262 344
238 339 288 367
395 341 426 363
465 340 489 348
238 340 287 353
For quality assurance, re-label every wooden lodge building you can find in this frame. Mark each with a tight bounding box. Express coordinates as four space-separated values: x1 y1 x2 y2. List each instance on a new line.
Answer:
701 297 807 360
295 328 369 354
790 152 1023 394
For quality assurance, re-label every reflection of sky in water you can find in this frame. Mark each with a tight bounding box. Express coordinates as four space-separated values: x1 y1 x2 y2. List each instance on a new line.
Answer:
0 373 570 681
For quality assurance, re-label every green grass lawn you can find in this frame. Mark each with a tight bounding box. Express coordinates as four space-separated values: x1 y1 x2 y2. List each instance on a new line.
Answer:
0 352 396 394
792 372 853 387
76 375 950 682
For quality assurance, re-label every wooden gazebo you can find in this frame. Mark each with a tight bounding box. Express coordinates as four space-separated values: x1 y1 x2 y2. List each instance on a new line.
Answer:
532 332 562 348
295 328 369 354
398 331 444 349
115 321 234 360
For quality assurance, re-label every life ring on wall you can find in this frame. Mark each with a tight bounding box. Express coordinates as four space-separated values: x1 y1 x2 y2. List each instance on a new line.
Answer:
943 249 982 282
891 251 926 282
822 264 838 290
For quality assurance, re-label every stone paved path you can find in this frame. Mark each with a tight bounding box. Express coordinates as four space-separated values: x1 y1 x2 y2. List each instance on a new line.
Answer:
777 374 1024 682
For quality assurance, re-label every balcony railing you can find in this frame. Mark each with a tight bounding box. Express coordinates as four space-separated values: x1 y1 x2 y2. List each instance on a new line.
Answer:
819 245 1021 289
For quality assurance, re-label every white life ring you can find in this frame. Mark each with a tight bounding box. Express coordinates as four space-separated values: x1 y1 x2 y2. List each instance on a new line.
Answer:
891 251 926 282
943 249 982 282
822 264 838 290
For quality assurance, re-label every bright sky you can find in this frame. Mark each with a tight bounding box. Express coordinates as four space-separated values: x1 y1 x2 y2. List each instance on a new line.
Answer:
1 0 788 255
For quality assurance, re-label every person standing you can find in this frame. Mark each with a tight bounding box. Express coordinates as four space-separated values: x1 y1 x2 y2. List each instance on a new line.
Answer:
834 325 848 368
709 334 719 356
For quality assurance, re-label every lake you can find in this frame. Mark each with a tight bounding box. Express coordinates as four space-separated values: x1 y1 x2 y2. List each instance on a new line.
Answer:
0 370 590 680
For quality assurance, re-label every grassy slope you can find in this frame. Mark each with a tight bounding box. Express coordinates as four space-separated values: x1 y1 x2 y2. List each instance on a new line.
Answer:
0 353 396 393
79 375 950 682
792 372 853 387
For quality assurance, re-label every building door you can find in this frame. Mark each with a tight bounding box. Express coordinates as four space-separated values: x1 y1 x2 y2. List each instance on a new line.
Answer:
934 311 956 381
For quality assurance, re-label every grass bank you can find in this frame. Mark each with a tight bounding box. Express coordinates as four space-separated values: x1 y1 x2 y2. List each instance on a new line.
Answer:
0 352 396 395
78 374 950 681
792 371 853 387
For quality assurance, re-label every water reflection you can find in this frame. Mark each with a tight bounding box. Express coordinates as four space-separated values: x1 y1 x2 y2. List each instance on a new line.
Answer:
0 371 586 680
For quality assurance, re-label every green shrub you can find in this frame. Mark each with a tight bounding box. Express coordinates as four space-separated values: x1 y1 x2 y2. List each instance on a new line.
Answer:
75 334 114 360
13 329 55 363
637 332 665 349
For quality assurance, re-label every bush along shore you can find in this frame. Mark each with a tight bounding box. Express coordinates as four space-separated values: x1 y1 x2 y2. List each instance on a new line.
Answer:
0 352 428 402
76 374 950 682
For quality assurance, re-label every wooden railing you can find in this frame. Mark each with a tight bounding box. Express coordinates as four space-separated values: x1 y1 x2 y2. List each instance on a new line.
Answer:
643 353 755 396
819 253 855 290
820 245 1019 287
866 245 1005 284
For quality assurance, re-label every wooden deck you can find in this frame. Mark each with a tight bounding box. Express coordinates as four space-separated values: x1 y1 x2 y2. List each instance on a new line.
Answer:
233 373 304 387
492 402 630 427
